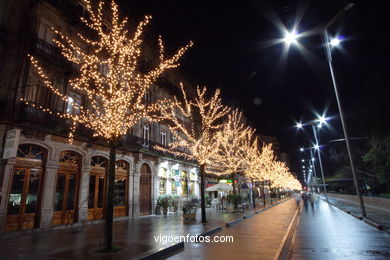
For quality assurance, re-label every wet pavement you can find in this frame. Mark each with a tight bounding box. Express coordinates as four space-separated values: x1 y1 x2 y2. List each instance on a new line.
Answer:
166 198 299 260
289 196 390 260
0 205 268 260
323 194 390 230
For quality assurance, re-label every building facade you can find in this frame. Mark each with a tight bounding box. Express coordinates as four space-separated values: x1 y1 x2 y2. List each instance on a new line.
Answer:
0 0 199 233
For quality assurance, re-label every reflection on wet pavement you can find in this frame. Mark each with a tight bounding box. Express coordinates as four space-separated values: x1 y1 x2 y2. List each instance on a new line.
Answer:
289 196 390 260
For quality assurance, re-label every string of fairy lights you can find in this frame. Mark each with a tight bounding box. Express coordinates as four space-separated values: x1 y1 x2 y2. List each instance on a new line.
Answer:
26 0 192 142
155 84 301 191
24 0 301 191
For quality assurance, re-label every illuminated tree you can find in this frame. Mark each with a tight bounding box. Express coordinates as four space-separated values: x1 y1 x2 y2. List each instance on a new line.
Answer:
24 0 192 251
155 84 230 222
244 140 276 208
211 109 254 211
269 160 301 194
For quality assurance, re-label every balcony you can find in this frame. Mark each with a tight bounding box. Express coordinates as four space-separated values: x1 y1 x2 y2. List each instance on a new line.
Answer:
30 38 72 70
14 102 69 135
123 135 195 163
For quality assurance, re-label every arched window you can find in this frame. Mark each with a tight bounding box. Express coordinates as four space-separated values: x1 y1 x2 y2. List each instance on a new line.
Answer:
114 160 129 217
6 144 47 232
88 156 108 221
53 151 81 226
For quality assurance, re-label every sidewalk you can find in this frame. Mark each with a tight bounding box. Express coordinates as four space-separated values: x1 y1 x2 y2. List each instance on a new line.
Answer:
0 202 274 260
166 198 299 260
289 198 390 260
322 193 390 229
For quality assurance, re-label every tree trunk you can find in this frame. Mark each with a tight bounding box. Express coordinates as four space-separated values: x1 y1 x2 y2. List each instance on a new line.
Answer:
232 173 238 211
251 178 256 209
104 139 116 251
263 180 266 207
200 164 207 223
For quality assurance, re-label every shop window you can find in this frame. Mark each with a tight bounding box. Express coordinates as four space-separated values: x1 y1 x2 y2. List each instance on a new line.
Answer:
159 179 166 195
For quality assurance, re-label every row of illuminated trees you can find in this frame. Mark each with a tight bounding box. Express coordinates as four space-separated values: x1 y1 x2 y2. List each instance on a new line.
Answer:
155 86 302 221
25 0 300 251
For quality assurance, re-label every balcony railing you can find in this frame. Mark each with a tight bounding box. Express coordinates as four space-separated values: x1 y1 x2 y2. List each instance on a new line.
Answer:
14 102 69 134
30 38 73 70
124 135 195 163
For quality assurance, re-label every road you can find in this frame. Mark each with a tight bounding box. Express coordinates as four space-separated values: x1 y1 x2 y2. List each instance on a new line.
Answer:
289 196 390 260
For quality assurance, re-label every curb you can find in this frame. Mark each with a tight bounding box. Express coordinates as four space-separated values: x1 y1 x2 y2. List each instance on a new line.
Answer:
273 202 303 260
243 213 254 219
321 197 389 234
350 212 363 220
225 218 242 228
138 242 184 260
364 218 384 230
197 226 222 238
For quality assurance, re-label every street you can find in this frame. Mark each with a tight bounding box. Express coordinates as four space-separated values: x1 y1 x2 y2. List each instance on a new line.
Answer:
289 197 390 260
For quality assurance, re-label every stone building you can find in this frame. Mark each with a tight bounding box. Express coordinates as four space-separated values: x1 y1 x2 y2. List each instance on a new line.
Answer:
0 0 199 233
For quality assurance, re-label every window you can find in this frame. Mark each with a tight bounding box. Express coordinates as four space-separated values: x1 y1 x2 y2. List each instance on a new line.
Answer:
98 63 109 76
66 92 82 115
38 20 55 45
160 131 167 146
159 180 166 195
144 90 150 102
143 123 149 146
172 135 177 144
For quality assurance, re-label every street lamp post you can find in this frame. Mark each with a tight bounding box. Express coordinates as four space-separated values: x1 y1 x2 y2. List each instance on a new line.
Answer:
309 151 319 193
322 3 367 217
297 121 328 201
312 125 329 202
283 2 366 217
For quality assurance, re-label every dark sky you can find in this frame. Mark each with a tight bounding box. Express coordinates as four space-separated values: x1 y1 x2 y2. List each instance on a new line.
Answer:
119 0 390 180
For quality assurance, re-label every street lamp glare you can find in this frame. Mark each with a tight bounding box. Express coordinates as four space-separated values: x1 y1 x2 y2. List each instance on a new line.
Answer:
296 122 303 129
314 144 320 150
330 38 341 47
284 31 299 45
311 158 315 161
318 115 327 125
300 147 304 152
301 159 305 162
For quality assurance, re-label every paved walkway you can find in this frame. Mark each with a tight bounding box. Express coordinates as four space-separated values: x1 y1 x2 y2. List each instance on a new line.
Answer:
322 194 390 229
0 203 274 260
166 198 299 260
289 197 390 260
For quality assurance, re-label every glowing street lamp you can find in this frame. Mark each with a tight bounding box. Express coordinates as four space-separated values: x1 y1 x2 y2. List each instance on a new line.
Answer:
330 38 341 47
318 115 327 126
284 30 299 45
300 147 304 152
323 3 367 216
296 122 303 129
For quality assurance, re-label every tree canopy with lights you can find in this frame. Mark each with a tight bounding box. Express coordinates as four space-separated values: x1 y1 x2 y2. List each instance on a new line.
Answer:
155 84 230 222
25 0 192 251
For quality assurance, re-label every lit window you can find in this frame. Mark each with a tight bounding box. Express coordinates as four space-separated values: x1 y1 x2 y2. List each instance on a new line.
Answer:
160 131 167 146
66 92 82 115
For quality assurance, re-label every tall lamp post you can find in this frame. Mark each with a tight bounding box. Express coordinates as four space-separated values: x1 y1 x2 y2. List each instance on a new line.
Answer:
297 121 328 202
322 3 366 217
282 3 366 217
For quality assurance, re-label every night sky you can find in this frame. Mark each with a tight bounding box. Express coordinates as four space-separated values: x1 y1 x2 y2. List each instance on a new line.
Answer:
119 0 390 180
